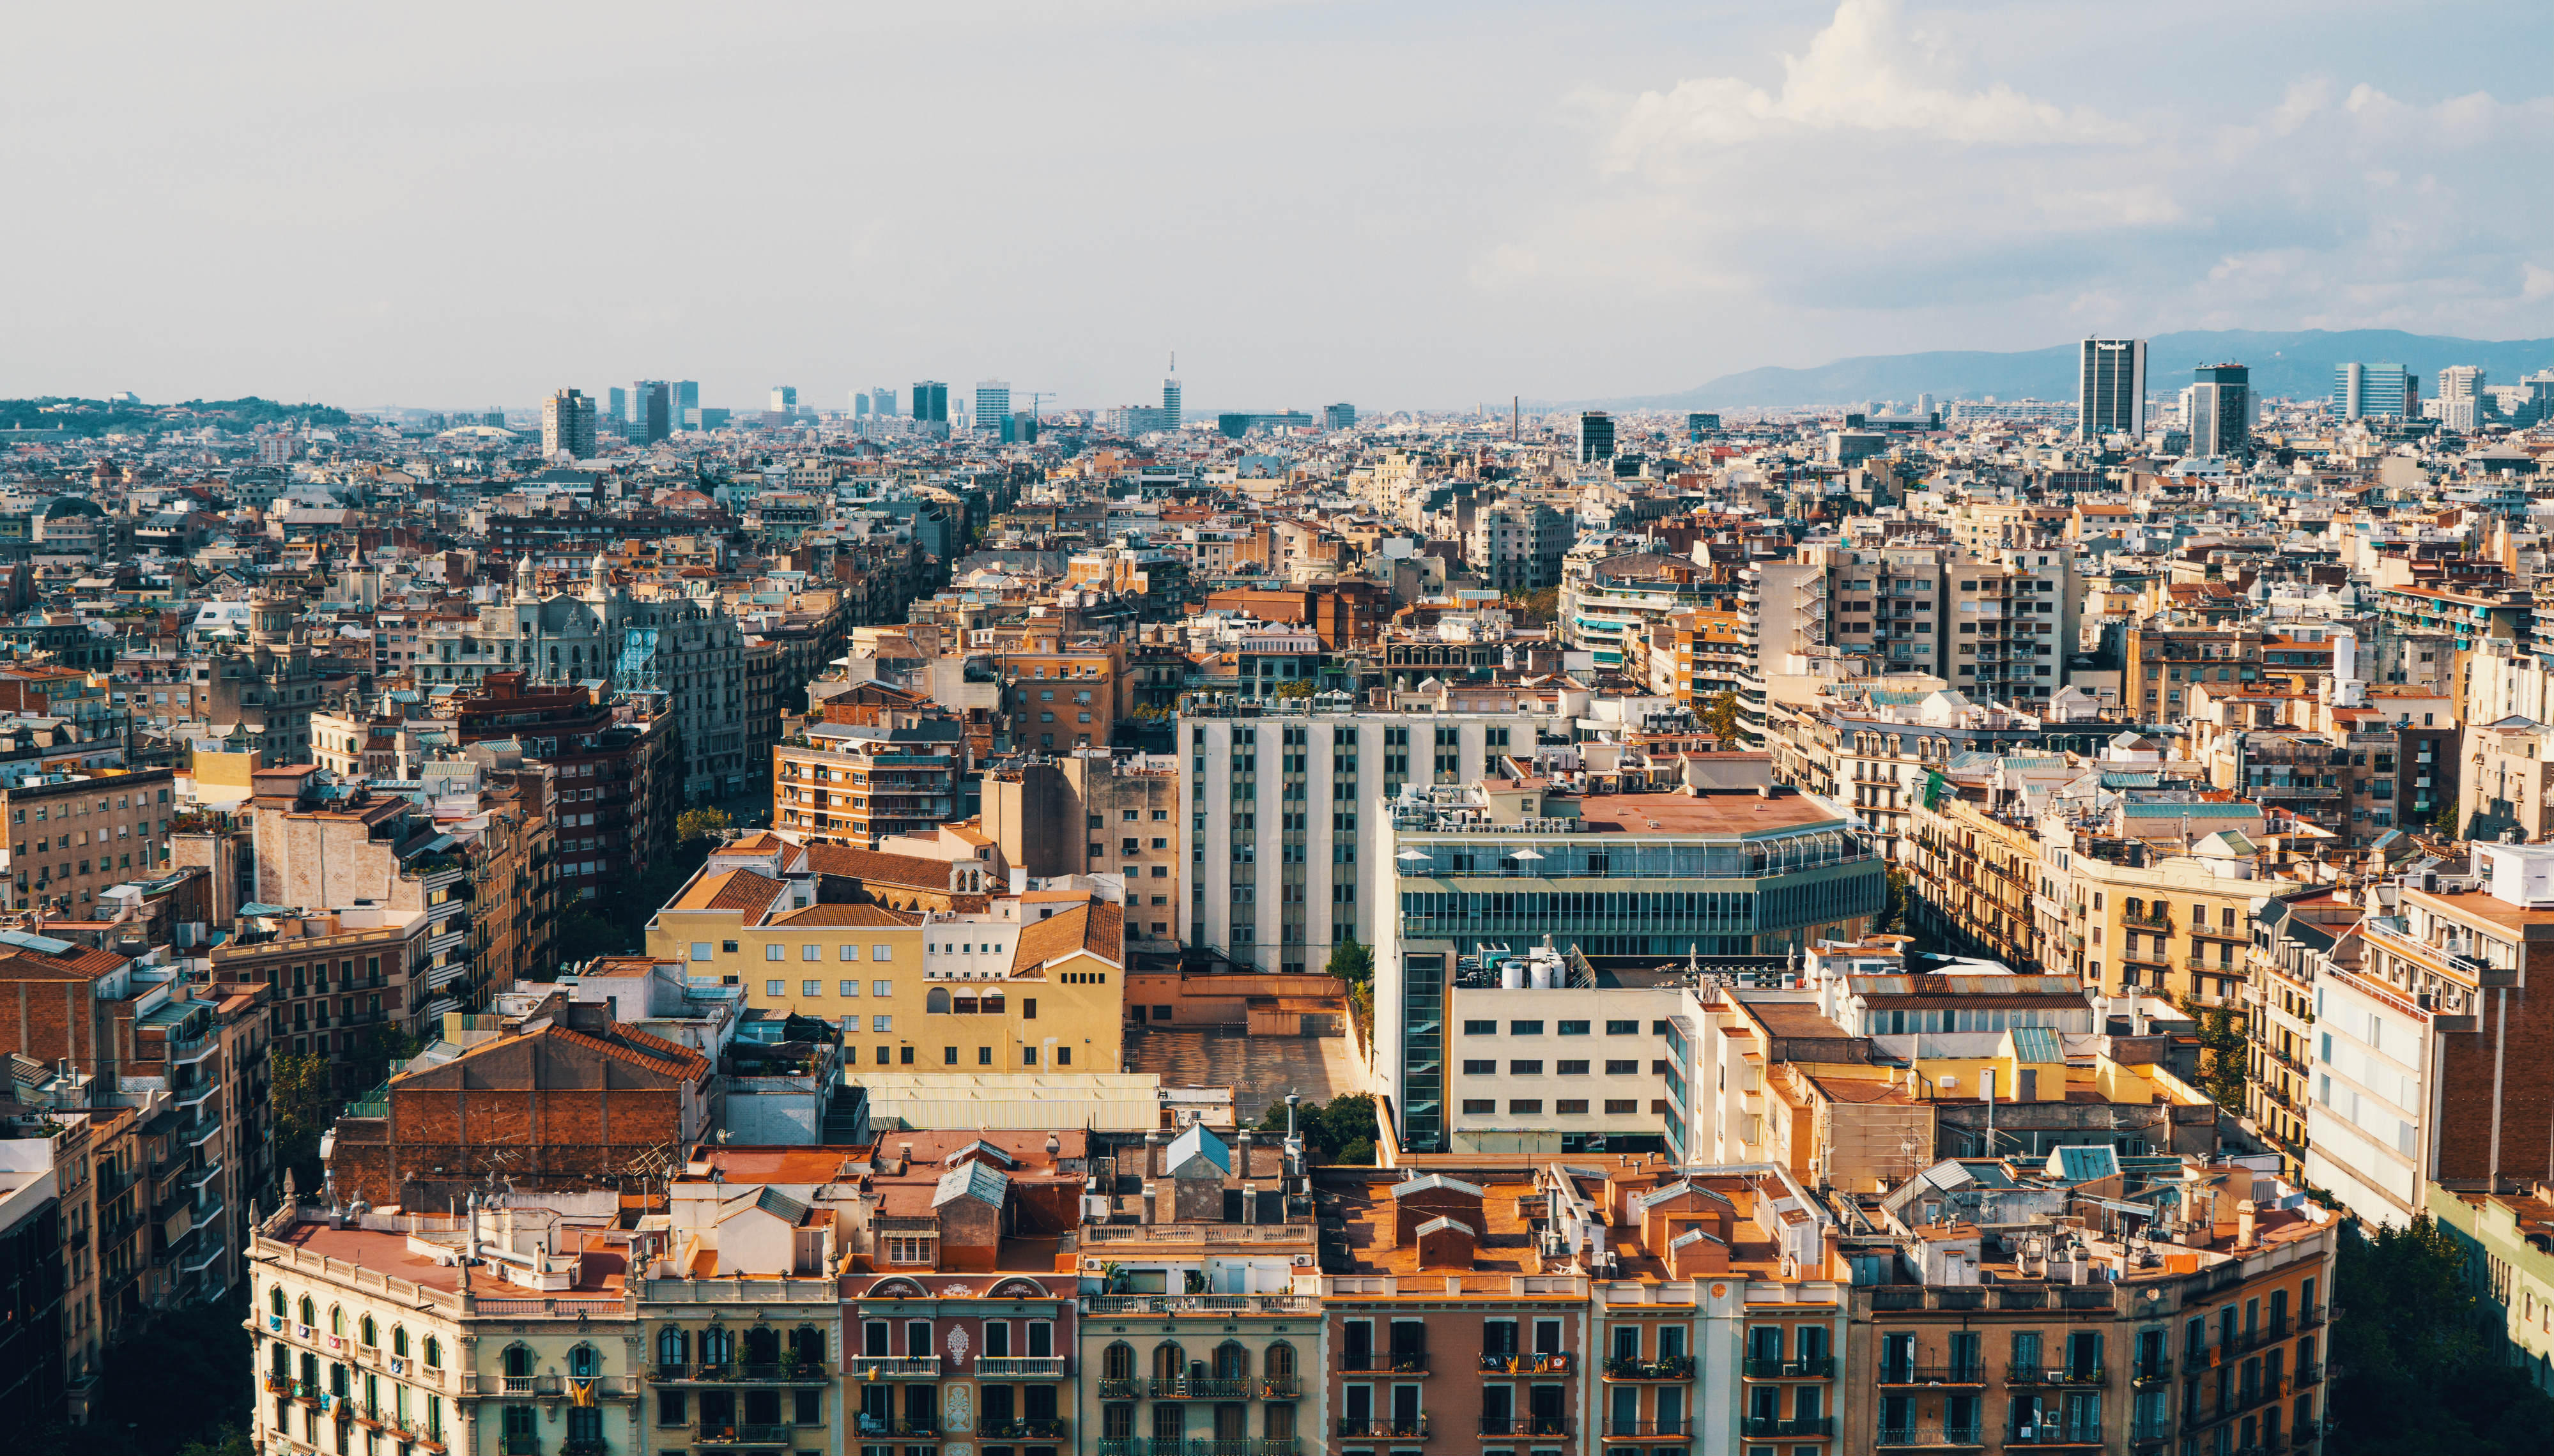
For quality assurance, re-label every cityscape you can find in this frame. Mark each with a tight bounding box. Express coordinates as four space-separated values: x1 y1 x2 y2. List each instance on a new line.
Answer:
12 6 2554 1456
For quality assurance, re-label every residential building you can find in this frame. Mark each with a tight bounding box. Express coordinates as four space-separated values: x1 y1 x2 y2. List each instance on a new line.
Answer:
1466 502 1576 595
542 388 596 458
2 765 178 914
773 716 963 848
206 904 430 1096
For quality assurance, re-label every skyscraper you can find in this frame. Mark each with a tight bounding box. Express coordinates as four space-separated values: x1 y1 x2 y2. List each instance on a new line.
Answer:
852 390 870 418
541 388 596 458
974 380 1011 436
674 380 700 431
2077 337 2148 437
2187 363 2252 459
1321 402 1357 431
632 380 672 444
911 381 948 425
1576 411 1615 463
1161 373 1181 430
769 385 797 413
870 387 897 417
606 385 627 423
2437 365 2486 431
2334 362 2416 421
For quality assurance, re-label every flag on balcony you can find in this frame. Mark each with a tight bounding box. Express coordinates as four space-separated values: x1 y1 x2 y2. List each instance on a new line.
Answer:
569 1379 597 1407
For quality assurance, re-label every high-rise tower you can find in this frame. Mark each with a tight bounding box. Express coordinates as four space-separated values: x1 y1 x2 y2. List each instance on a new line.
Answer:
2077 337 2148 437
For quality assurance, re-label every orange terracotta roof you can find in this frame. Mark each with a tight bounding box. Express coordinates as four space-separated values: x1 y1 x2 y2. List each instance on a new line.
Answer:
672 868 787 916
1012 901 1123 974
799 844 954 893
769 902 922 927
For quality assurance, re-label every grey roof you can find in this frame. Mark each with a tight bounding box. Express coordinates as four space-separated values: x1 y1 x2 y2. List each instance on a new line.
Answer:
1390 1173 1484 1200
1411 1215 1475 1239
932 1160 1010 1209
1165 1123 1231 1178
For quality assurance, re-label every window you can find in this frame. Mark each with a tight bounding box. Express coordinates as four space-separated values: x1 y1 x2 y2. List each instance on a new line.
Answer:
841 944 860 962
1558 1020 1589 1036
1604 1099 1638 1114
765 944 784 962
1510 1060 1544 1075
1555 1099 1589 1115
839 980 859 997
1510 1020 1544 1036
690 942 711 962
873 944 894 961
1605 1059 1638 1075
1509 1100 1543 1114
872 1016 892 1033
802 979 822 997
1462 1099 1496 1114
766 980 785 997
1605 1019 1638 1035
1465 1020 1498 1035
1463 1059 1496 1075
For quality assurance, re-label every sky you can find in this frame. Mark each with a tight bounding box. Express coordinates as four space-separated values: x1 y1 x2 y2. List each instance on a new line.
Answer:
8 0 2554 413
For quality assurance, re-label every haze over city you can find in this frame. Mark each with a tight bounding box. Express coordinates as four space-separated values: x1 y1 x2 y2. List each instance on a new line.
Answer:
12 0 2554 410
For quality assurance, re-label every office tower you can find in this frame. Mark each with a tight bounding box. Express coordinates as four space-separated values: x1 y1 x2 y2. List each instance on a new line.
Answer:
852 390 870 418
2437 365 2486 431
769 385 797 413
2334 362 2416 422
870 386 898 417
1161 373 1181 430
1916 392 1935 417
481 409 505 428
541 388 596 458
606 385 627 423
911 381 949 432
1322 402 1357 431
974 380 1012 436
1009 411 1038 445
632 380 672 443
1576 410 1615 463
673 379 700 431
1686 412 1721 441
2077 337 2148 436
2186 363 2252 459
2523 371 2554 426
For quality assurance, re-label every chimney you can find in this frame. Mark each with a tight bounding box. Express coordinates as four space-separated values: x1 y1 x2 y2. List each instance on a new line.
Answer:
2235 1199 2258 1250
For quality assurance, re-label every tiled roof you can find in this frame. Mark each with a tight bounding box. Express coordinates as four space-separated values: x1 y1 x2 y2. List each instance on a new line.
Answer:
798 843 955 893
769 902 921 927
672 869 787 916
1011 900 1123 974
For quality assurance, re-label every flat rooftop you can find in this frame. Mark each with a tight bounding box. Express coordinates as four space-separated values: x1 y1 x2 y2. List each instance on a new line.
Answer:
1574 787 1846 836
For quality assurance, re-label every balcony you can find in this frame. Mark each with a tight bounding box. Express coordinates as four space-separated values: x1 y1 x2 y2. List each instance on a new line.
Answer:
848 1354 942 1379
1606 1356 1696 1380
1477 1417 1571 1437
1744 1357 1835 1379
1744 1418 1835 1439
1337 1416 1429 1438
852 1416 940 1438
1339 1352 1431 1374
1880 1365 1986 1387
2010 1365 2107 1386
981 1418 1069 1439
1155 1377 1254 1399
978 1356 1068 1378
1877 1427 1985 1448
2121 910 2172 931
1098 1377 1142 1400
2132 1360 2173 1388
1259 1378 1302 1400
1480 1351 1573 1374
1601 1420 1690 1438
500 1437 541 1456
734 1362 832 1384
2008 1425 2104 1447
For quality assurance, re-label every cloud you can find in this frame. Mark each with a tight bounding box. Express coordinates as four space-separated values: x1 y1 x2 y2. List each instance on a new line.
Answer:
1590 0 2134 176
1490 0 2554 360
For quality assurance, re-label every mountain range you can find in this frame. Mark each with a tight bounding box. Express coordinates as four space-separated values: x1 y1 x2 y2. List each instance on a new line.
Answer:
1594 329 2554 412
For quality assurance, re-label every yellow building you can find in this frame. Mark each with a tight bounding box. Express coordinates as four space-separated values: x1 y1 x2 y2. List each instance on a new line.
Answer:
645 841 1126 1074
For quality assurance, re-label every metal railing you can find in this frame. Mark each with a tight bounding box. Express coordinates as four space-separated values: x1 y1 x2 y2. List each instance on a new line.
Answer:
1339 1351 1429 1374
978 1356 1068 1378
1606 1356 1696 1379
1876 1425 1982 1447
1744 1356 1835 1379
1744 1416 1836 1437
1336 1416 1428 1437
1881 1364 1986 1386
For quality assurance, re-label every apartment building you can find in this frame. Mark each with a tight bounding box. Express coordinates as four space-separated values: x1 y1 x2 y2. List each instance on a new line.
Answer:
2 765 178 914
2033 795 2268 1004
1440 952 1684 1157
991 632 1128 754
2245 891 2362 1183
1842 1155 2335 1456
207 903 429 1095
2309 842 2554 1227
1468 501 1575 594
1180 705 1542 977
2432 1181 2554 1395
1905 789 2045 972
1376 778 1883 1154
773 717 964 848
643 838 1124 1077
981 753 1183 944
247 1199 639 1456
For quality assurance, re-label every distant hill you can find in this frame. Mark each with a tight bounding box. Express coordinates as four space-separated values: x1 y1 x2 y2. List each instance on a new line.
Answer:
0 396 350 439
1599 330 2554 411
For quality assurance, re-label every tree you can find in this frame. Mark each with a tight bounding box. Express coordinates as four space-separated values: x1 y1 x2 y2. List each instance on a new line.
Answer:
1254 1092 1380 1165
2330 1216 2554 1454
2196 1006 2249 1110
1700 690 1742 745
2433 801 2461 839
271 1050 341 1194
1323 940 1374 985
349 1024 424 1086
676 806 733 843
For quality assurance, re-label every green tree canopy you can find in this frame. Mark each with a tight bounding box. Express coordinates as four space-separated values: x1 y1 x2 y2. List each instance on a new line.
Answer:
2330 1215 2554 1453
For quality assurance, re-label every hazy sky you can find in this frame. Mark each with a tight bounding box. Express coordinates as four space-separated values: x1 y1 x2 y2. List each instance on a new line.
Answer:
10 0 2553 411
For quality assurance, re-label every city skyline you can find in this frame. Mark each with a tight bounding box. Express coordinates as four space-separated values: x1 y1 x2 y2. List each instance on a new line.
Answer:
10 1 2554 408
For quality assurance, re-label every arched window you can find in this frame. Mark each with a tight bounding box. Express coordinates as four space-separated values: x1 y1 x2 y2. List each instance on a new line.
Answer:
423 1337 442 1370
790 1328 824 1368
300 1351 319 1388
272 1341 291 1377
700 1326 734 1367
360 1315 378 1348
1153 1342 1185 1380
927 986 951 1014
1103 1342 1135 1381
657 1327 689 1372
744 1327 780 1366
270 1285 287 1319
392 1326 410 1359
330 1305 346 1336
503 1344 535 1379
980 991 1005 1016
567 1344 601 1379
298 1296 316 1328
1213 1342 1249 1381
1265 1342 1296 1388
